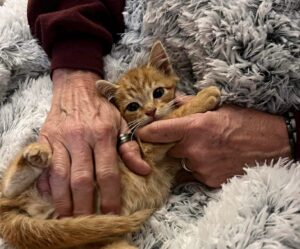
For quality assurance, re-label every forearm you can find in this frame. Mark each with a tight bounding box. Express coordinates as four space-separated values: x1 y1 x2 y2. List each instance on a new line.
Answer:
27 0 125 76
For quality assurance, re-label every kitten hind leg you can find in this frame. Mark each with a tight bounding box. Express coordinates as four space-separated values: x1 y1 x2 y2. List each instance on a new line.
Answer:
22 142 52 168
2 143 51 198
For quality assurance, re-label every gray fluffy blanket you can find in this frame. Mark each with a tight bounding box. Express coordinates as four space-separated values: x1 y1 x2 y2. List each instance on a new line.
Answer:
0 0 300 248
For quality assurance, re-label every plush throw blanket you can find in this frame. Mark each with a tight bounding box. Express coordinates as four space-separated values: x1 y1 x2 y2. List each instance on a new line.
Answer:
0 0 300 248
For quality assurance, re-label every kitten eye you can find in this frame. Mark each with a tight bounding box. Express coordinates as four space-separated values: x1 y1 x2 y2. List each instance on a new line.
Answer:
126 102 140 112
153 87 165 98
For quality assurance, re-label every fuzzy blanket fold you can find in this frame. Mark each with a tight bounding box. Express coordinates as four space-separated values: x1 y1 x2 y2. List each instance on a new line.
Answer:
0 0 300 248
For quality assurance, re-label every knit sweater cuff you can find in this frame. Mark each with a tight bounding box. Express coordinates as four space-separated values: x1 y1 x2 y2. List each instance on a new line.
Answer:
51 38 104 77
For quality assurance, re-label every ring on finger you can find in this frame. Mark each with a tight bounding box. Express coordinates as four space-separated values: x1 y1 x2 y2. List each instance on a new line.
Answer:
117 133 135 147
181 158 192 172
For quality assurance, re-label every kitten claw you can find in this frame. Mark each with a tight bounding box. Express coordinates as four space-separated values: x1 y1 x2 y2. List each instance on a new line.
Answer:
23 143 52 168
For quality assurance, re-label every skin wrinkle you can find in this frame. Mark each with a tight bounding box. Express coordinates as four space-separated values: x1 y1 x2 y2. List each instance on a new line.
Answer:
36 68 143 217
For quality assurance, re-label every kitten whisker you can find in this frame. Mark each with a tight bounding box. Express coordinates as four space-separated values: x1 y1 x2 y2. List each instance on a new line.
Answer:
128 120 143 130
157 98 178 117
129 117 151 139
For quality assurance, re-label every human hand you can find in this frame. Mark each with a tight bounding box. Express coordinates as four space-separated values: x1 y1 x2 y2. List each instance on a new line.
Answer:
38 69 151 217
137 104 291 188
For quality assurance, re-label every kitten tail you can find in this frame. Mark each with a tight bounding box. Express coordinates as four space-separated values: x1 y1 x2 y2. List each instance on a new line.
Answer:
0 209 152 249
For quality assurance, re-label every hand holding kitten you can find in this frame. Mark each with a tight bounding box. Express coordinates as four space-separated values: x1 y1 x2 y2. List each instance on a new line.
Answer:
137 104 291 187
38 69 150 217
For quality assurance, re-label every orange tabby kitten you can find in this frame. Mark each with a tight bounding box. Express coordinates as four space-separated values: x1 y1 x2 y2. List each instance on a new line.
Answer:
0 41 220 249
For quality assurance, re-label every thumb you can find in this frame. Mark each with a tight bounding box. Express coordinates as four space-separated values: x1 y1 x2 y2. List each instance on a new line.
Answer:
118 118 151 175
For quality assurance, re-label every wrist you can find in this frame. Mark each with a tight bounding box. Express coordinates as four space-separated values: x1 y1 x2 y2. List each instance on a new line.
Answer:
260 114 291 160
227 106 291 161
52 69 101 92
50 69 107 112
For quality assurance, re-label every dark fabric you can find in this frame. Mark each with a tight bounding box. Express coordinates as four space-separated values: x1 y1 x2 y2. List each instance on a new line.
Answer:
294 111 300 161
27 0 125 76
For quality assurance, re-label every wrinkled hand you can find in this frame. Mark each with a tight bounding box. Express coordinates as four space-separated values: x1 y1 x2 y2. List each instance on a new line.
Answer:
38 69 150 217
137 104 291 187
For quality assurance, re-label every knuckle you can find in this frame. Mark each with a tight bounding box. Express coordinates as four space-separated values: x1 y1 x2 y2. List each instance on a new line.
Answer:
96 168 119 182
93 123 118 141
51 163 69 180
71 173 93 190
66 124 86 138
95 123 116 136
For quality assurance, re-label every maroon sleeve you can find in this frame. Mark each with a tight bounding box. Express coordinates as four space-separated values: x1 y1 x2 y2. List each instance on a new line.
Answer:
294 111 300 160
27 0 125 76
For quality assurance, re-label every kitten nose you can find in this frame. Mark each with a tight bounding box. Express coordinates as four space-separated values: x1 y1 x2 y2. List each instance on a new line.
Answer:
145 107 157 117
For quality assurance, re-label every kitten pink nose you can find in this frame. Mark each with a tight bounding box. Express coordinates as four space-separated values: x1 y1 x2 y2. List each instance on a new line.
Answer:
145 108 157 117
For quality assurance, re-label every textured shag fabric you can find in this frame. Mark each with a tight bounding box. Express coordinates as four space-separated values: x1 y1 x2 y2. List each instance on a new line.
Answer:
105 0 300 113
0 0 300 248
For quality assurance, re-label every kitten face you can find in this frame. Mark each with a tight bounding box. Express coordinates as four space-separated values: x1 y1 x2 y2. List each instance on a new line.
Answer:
115 66 178 128
96 41 179 130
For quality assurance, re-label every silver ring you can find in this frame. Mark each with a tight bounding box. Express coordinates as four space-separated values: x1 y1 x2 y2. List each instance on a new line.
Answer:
118 133 135 147
181 158 192 172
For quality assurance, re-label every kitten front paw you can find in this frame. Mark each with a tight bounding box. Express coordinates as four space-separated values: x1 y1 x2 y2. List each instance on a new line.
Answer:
197 86 221 110
23 143 52 168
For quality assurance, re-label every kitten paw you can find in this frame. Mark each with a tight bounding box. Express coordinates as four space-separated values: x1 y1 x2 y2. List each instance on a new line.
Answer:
23 143 52 168
197 86 221 110
197 86 221 98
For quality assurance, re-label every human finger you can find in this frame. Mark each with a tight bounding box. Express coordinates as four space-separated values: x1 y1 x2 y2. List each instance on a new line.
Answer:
119 118 151 175
94 128 121 214
49 142 72 217
70 142 94 216
137 117 188 143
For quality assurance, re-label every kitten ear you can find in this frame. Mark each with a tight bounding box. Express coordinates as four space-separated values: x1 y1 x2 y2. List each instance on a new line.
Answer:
148 41 173 75
96 80 118 100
